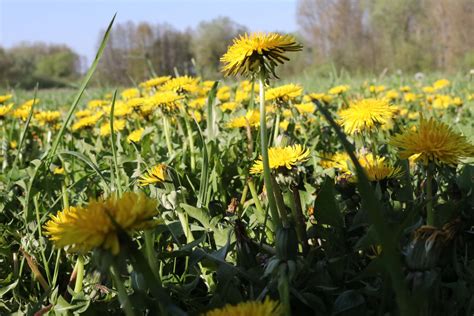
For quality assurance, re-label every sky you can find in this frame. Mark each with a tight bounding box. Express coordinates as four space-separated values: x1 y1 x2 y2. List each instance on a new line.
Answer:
0 0 298 65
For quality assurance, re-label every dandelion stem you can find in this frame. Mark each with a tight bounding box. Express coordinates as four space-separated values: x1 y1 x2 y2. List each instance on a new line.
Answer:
426 163 436 227
110 263 136 316
290 186 309 254
73 255 84 294
144 231 161 283
259 72 280 229
162 115 173 154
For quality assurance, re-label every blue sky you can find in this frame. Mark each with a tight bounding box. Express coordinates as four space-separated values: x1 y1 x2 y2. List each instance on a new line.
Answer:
0 0 298 65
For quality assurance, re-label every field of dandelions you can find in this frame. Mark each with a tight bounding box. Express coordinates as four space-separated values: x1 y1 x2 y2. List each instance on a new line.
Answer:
1 24 474 316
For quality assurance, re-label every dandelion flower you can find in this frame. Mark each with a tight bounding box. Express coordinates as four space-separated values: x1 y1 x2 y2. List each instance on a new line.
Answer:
294 102 315 115
121 88 140 100
160 76 199 94
220 102 239 112
43 192 158 255
0 94 12 104
227 110 260 128
139 76 171 89
99 119 126 137
205 299 280 316
433 79 450 90
0 103 13 119
250 144 309 174
138 164 167 186
390 116 474 166
338 98 396 134
217 86 231 102
357 154 402 181
127 128 144 144
220 32 302 78
35 111 61 126
328 85 350 95
264 84 303 103
72 113 103 131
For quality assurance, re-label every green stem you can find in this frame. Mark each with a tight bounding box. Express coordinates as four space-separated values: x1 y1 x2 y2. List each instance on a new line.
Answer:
144 231 161 283
110 263 136 316
34 195 51 285
110 91 122 195
290 186 309 254
248 180 267 227
162 116 173 154
426 163 435 227
272 112 280 146
177 210 194 243
271 175 288 227
73 256 84 294
258 73 280 229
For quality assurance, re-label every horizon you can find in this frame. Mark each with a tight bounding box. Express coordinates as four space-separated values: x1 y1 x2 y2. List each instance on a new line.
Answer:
0 0 298 66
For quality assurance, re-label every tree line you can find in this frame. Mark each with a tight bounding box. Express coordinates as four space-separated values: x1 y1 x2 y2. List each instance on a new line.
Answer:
1 1 472 88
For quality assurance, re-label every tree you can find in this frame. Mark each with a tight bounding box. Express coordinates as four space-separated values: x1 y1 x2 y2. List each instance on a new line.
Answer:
191 17 248 78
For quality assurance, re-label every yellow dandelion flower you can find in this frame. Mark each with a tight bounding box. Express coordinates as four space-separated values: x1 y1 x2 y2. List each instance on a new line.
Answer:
139 76 171 89
87 99 108 109
320 152 351 172
138 164 167 186
0 103 13 118
227 109 260 128
279 120 290 131
282 109 292 118
220 32 302 77
433 79 450 90
147 91 184 112
43 192 158 255
422 86 435 94
104 101 133 117
205 299 280 316
264 84 303 103
121 88 140 100
369 85 386 93
295 102 315 115
356 154 403 182
305 93 333 104
390 116 474 166
99 119 126 137
404 93 418 102
216 86 231 102
453 97 463 106
21 99 39 108
328 85 350 95
53 167 65 175
76 109 92 118
10 140 17 149
127 97 147 109
220 102 239 112
12 107 31 121
235 89 250 103
250 144 309 174
400 86 411 92
432 95 454 109
72 113 103 131
160 76 199 94
127 128 144 144
35 111 61 126
338 98 396 134
384 90 400 101
0 94 12 104
189 97 207 109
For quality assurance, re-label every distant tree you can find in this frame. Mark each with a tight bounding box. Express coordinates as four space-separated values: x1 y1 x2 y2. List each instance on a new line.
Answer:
297 0 474 73
96 21 195 85
191 17 248 78
0 43 80 88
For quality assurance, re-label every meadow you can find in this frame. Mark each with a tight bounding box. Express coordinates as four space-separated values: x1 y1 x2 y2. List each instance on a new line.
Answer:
0 28 473 316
